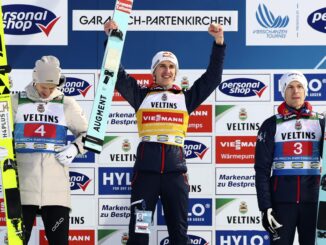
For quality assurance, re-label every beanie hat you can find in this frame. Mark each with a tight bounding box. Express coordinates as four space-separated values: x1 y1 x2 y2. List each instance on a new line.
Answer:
33 55 61 85
279 70 308 99
151 51 179 74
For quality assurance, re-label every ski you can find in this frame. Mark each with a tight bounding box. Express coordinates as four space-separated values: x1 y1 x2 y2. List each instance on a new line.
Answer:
0 1 25 244
317 123 326 243
83 0 134 153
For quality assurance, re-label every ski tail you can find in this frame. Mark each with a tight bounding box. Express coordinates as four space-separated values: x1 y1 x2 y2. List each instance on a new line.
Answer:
83 0 134 153
0 1 25 244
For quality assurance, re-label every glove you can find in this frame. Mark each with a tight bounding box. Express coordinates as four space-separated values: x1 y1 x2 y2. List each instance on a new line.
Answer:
262 208 283 240
55 144 78 166
0 147 8 161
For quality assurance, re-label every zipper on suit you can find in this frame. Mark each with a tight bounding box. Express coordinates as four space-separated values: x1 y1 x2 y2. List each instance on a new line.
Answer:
296 176 301 203
273 176 278 192
160 144 165 173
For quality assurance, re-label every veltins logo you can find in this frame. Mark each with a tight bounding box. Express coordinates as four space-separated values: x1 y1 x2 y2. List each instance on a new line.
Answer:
69 171 92 191
160 234 208 245
307 8 326 34
256 4 289 28
218 78 267 98
3 4 60 36
184 140 209 160
62 77 92 97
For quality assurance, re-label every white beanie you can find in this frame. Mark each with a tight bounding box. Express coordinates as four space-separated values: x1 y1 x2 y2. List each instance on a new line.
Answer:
151 51 179 74
33 55 61 85
279 70 308 99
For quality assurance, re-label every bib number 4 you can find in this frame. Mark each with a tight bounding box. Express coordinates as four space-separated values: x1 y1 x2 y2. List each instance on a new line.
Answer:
24 123 56 138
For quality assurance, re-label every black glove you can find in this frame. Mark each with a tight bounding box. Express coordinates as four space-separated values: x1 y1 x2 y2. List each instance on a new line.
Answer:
262 208 283 241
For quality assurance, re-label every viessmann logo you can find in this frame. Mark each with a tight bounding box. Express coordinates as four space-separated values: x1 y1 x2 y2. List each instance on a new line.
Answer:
307 7 326 33
219 78 267 97
142 112 184 124
3 4 60 36
216 136 256 164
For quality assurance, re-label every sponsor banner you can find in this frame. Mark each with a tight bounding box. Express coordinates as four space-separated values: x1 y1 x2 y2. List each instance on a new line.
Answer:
37 197 96 228
184 136 212 164
216 74 271 102
69 167 95 195
8 69 96 99
157 198 212 226
70 197 96 227
215 105 273 136
215 136 256 164
246 0 326 45
274 72 326 101
107 106 138 133
67 135 95 163
215 196 262 229
177 70 215 103
98 198 130 226
215 168 256 195
73 10 238 31
0 199 5 226
98 229 130 245
188 164 215 196
3 0 68 45
61 73 95 101
188 165 214 195
158 230 212 245
40 229 95 244
188 105 212 133
99 133 139 165
216 230 270 245
98 167 132 195
113 73 154 102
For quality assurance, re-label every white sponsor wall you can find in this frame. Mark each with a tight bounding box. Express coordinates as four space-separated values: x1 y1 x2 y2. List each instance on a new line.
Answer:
1 0 326 244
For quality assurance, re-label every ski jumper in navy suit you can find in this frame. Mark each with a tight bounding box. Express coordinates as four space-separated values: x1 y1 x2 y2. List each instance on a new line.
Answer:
115 42 226 245
255 101 325 245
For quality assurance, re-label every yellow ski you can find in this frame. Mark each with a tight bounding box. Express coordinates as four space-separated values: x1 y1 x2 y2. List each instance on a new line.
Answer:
0 1 25 244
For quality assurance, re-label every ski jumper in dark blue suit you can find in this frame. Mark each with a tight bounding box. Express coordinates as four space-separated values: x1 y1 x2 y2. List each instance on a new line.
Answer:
115 42 226 245
255 102 325 245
